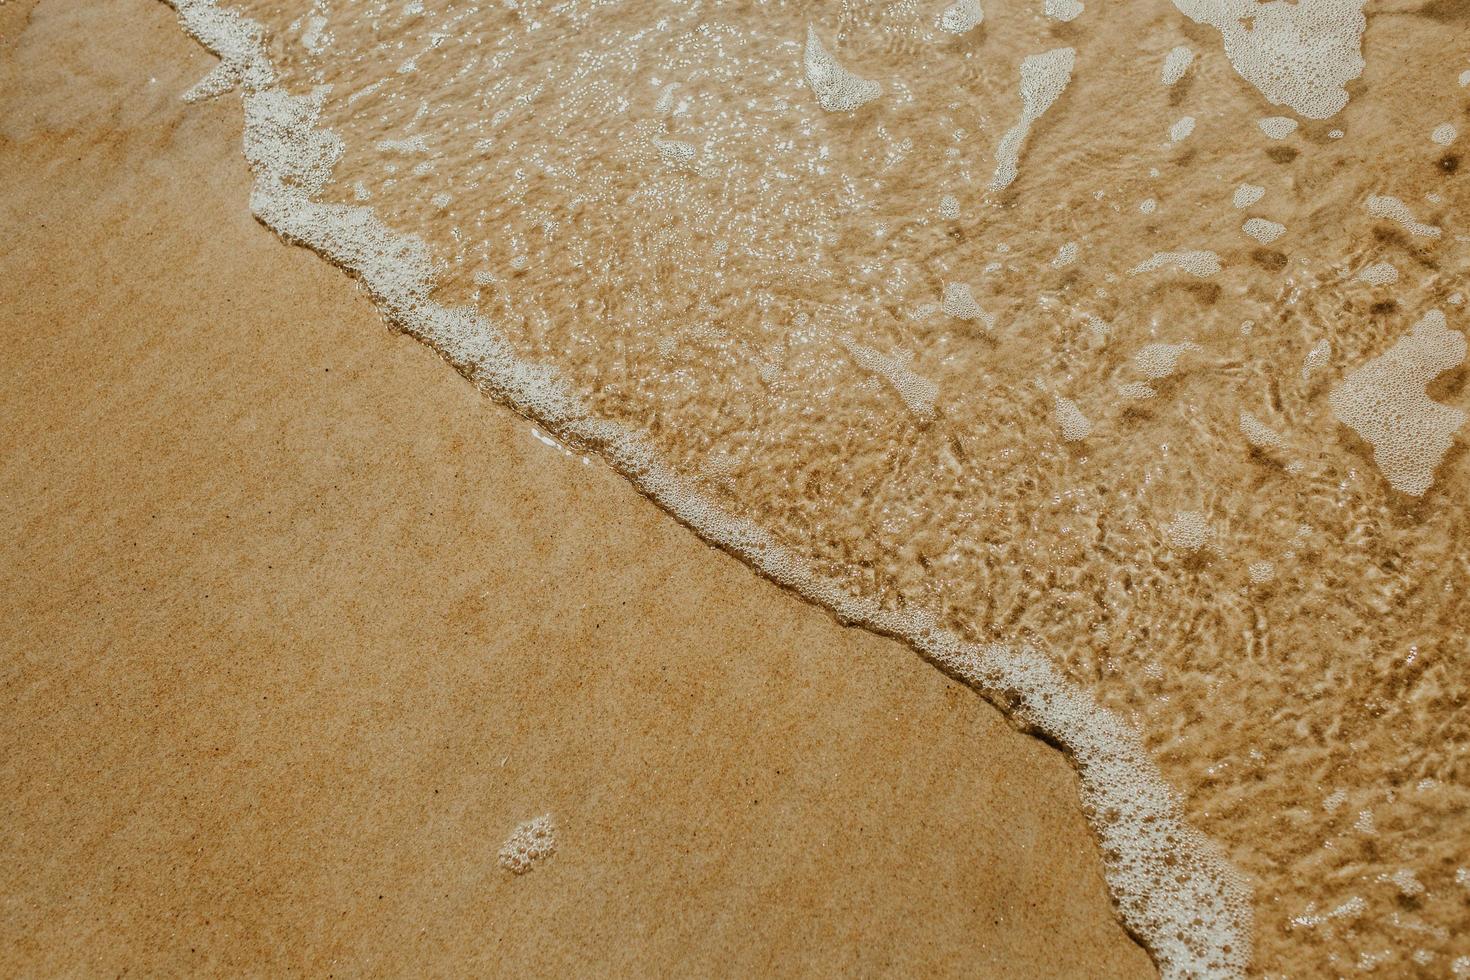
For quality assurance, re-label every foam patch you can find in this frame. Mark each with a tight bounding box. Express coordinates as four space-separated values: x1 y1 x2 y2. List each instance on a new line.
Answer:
1170 0 1366 119
1329 309 1467 496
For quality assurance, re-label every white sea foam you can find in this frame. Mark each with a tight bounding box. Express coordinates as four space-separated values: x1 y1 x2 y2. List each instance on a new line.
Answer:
942 281 994 327
1243 218 1284 244
937 0 983 35
991 48 1076 191
1240 411 1283 449
840 336 940 418
1170 0 1366 119
1365 195 1441 239
1044 0 1083 23
166 2 1253 974
1130 250 1221 278
1357 261 1398 286
1054 394 1093 441
1233 184 1264 209
1161 45 1194 86
1302 339 1331 381
1329 309 1467 496
804 27 881 113
1258 116 1297 140
1134 342 1201 379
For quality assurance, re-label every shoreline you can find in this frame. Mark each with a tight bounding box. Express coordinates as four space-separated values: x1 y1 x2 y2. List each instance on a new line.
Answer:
0 1 1153 975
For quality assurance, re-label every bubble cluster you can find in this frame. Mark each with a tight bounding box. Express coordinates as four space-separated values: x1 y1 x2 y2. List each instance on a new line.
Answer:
1242 218 1284 244
1239 410 1284 449
839 336 940 418
991 48 1076 190
937 0 983 35
1054 394 1093 441
1258 116 1298 140
1232 183 1265 209
1164 510 1212 552
1134 342 1202 379
1130 250 1222 278
942 281 993 326
804 27 881 113
1364 194 1442 239
1357 261 1398 286
1161 45 1195 86
1329 309 1467 496
1170 0 1366 118
1044 0 1084 23
499 814 558 874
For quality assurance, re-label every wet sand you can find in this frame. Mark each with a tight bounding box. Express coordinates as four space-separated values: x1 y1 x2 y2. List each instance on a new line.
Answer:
0 1 1152 975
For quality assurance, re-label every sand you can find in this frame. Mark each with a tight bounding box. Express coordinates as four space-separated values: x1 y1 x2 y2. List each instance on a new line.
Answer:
0 1 1152 975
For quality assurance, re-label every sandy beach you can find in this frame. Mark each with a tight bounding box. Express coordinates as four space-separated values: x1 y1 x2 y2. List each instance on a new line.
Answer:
0 1 1152 974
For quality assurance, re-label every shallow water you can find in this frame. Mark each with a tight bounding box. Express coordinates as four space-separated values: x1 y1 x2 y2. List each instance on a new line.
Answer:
171 0 1468 973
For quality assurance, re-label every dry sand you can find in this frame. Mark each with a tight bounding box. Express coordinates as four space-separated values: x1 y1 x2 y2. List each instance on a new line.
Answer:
0 1 1153 975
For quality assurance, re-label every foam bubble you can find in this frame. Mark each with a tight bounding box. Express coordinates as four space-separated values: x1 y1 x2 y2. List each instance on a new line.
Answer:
652 137 696 166
1243 218 1284 244
1247 560 1276 583
1388 869 1426 898
840 336 940 418
804 27 881 113
1302 339 1331 381
1329 309 1467 496
1365 194 1442 239
937 0 984 35
1052 241 1079 269
1045 0 1084 23
1129 250 1221 278
1118 381 1158 400
939 193 960 218
942 282 994 327
1134 342 1201 379
1170 0 1365 118
1054 394 1093 441
1240 410 1284 449
499 814 557 874
1161 45 1194 86
654 81 679 114
991 48 1076 191
299 13 331 55
1258 116 1298 140
1169 115 1196 142
1291 896 1365 928
1357 261 1398 286
1139 197 1157 214
1431 123 1458 146
1165 511 1212 552
1232 183 1265 209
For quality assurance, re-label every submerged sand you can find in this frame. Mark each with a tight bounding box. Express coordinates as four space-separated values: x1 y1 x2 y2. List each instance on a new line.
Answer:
0 2 1151 975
